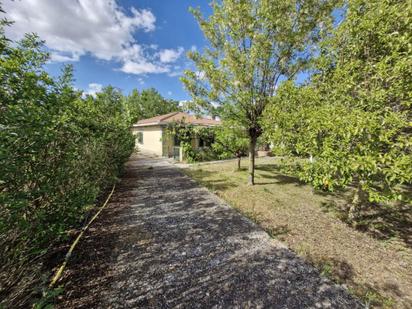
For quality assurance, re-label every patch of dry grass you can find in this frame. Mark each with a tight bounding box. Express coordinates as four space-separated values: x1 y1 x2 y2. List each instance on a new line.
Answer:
184 157 412 308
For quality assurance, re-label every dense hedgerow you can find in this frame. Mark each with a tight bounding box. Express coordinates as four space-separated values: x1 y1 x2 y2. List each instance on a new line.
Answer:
0 20 134 305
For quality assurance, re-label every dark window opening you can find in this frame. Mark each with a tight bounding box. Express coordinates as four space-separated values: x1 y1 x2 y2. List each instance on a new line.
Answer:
137 132 143 144
174 135 180 146
199 136 214 148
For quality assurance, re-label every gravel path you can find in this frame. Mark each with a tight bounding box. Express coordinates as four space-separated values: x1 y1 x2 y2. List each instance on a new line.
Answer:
57 152 362 308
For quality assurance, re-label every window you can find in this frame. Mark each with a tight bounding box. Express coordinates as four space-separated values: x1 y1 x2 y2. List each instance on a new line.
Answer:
137 132 143 144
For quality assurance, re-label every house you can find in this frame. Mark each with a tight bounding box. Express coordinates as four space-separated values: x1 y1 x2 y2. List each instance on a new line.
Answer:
131 112 221 159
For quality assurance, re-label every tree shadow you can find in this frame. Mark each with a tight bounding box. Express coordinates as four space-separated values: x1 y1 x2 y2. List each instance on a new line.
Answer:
356 204 412 247
312 256 355 283
186 169 239 191
264 224 290 240
255 163 282 173
307 255 398 307
255 164 306 186
321 199 412 248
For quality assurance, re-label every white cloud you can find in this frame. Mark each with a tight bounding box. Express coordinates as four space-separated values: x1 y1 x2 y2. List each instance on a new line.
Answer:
167 91 172 96
84 83 103 97
121 60 169 75
50 52 81 62
2 0 179 75
168 71 182 77
158 47 184 63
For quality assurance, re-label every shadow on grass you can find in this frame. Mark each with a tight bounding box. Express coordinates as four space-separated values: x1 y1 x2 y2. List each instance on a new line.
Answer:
306 255 397 307
255 164 306 187
321 199 412 248
186 169 239 191
264 225 290 239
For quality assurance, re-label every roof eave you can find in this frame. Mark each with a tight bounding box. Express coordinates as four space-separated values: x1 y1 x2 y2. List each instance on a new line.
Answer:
132 122 160 127
133 121 221 128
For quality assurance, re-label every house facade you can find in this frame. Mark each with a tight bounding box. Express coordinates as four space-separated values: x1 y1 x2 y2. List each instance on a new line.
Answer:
131 112 221 159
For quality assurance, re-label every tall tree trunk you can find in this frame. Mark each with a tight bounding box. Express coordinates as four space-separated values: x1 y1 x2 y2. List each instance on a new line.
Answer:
248 136 257 185
237 156 241 171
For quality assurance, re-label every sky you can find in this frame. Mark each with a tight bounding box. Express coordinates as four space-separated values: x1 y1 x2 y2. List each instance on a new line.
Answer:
2 0 213 100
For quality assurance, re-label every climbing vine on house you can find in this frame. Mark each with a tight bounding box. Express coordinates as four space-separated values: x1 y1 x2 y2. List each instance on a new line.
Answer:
164 121 216 163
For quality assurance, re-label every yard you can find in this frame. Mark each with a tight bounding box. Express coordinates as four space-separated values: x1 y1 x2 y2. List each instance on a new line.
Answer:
184 157 412 308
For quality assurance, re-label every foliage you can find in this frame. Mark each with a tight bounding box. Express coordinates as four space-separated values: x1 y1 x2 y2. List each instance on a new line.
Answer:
182 0 338 184
212 121 249 169
263 0 412 218
0 27 134 306
126 88 180 123
165 121 217 163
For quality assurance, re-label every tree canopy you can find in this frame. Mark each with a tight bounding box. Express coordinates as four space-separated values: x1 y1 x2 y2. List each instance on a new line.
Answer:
182 0 338 184
263 0 412 219
126 88 181 123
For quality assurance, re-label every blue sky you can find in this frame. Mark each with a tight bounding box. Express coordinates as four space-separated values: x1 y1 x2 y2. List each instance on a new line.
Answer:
3 0 213 101
3 1 344 101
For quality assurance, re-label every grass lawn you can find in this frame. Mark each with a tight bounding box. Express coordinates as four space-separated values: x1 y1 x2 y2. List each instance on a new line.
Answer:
184 157 412 308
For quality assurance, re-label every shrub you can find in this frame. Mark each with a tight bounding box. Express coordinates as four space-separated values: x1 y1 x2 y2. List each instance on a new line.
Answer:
0 30 134 306
263 0 411 220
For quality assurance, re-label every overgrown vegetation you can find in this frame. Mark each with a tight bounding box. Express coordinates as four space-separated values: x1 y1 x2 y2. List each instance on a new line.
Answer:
164 119 249 166
165 121 217 163
0 18 134 307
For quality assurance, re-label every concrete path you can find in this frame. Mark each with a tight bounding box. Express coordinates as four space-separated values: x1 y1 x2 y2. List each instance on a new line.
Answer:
58 152 362 308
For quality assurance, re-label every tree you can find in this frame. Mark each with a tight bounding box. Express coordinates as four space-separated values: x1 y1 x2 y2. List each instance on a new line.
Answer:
263 0 411 220
213 121 249 170
126 88 180 123
182 0 337 185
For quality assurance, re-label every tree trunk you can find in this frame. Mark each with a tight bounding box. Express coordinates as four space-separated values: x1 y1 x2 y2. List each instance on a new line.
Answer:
248 136 257 185
348 181 368 224
237 156 241 171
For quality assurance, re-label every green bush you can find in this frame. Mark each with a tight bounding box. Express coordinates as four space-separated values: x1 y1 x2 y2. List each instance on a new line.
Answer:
263 0 411 219
164 121 220 163
0 28 134 305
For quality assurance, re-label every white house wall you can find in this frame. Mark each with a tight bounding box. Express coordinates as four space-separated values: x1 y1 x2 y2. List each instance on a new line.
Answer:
132 125 163 156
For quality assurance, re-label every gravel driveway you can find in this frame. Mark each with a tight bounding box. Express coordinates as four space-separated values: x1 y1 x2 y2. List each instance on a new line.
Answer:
57 152 362 308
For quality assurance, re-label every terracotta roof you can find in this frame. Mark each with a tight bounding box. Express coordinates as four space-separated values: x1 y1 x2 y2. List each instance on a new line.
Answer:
133 112 221 127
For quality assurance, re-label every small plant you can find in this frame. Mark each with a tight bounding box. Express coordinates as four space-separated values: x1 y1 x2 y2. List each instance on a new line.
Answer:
34 287 64 309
